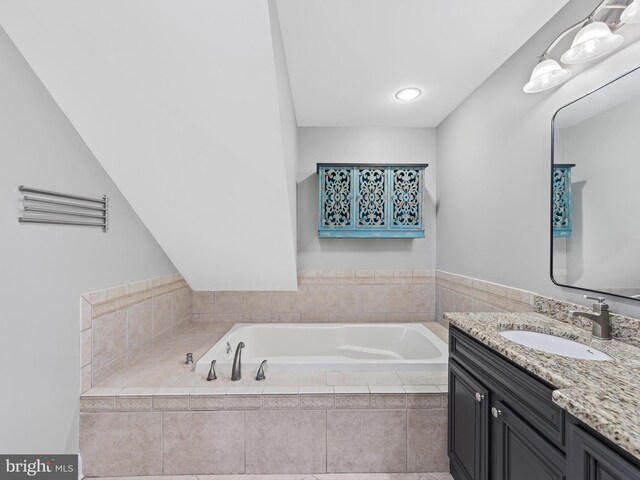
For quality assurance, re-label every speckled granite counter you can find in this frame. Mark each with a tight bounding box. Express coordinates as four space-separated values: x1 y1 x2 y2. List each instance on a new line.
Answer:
444 312 640 461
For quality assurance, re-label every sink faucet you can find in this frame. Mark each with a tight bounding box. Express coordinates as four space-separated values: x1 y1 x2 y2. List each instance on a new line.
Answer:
569 295 612 340
231 342 245 381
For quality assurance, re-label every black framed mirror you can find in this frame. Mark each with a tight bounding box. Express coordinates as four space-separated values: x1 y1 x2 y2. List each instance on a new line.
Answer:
550 65 640 301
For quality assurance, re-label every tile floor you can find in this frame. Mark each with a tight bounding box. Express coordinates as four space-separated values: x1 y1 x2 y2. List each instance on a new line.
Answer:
90 474 453 480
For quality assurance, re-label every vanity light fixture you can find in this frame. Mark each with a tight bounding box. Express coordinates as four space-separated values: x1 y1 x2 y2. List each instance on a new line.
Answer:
395 87 422 102
524 0 637 93
523 58 572 93
561 21 623 64
622 0 640 23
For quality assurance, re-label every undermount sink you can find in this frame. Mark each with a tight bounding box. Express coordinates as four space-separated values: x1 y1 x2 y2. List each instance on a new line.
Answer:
499 330 613 361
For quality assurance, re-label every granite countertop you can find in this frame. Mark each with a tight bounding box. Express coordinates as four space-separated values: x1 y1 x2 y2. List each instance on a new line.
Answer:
444 311 640 461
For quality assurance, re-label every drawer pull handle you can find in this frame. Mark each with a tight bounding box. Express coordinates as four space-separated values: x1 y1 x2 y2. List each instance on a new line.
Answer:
492 407 503 418
475 392 485 402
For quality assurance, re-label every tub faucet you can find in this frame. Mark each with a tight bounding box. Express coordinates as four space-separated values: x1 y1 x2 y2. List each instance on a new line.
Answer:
231 342 245 381
256 360 267 381
569 295 612 340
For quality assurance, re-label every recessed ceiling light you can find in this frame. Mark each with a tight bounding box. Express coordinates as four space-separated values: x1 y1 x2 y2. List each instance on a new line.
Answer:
395 87 422 102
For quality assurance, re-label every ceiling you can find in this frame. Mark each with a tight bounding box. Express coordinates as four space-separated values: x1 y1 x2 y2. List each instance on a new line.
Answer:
276 0 570 127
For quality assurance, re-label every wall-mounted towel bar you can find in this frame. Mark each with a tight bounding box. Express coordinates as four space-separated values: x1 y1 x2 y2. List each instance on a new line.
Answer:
18 186 108 232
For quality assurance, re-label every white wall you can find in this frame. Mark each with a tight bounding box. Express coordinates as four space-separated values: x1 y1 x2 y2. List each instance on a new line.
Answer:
297 127 436 271
0 0 298 292
436 0 640 316
269 0 299 252
0 28 175 454
561 98 640 288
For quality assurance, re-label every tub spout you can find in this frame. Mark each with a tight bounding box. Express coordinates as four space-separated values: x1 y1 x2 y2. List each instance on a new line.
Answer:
256 359 267 381
231 342 245 381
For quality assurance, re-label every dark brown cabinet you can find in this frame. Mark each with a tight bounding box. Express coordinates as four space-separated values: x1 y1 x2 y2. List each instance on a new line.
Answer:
448 326 640 480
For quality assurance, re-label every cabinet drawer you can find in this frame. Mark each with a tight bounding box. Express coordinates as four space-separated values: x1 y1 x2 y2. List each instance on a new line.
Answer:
450 326 565 447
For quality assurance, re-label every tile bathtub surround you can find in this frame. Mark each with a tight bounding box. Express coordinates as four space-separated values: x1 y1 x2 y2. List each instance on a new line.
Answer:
80 273 193 393
192 270 436 323
80 395 447 476
436 270 640 347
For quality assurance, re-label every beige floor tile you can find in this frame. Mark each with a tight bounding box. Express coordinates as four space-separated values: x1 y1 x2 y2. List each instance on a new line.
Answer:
327 410 407 473
245 410 326 474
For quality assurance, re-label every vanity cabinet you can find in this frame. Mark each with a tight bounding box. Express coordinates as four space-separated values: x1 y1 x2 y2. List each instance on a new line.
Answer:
448 326 640 480
491 399 565 480
568 423 640 480
449 360 489 480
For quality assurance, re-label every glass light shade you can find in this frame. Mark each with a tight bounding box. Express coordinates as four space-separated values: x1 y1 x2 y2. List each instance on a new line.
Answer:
622 0 640 24
395 87 422 101
523 59 572 93
560 22 623 64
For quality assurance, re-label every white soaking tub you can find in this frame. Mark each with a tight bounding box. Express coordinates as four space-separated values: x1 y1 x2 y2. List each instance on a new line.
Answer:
194 323 448 374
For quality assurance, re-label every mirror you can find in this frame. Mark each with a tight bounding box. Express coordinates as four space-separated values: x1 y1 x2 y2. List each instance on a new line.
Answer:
551 66 640 301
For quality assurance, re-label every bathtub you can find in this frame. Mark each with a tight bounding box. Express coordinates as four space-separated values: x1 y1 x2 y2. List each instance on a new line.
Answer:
195 323 448 374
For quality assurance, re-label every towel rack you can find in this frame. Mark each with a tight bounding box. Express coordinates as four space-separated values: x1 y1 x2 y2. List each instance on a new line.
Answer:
18 186 108 232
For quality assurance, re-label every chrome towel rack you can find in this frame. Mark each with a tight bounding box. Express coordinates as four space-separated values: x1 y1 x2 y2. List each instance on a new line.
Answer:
18 186 108 232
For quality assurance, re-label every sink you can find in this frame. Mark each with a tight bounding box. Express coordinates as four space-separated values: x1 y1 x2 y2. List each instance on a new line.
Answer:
499 330 613 361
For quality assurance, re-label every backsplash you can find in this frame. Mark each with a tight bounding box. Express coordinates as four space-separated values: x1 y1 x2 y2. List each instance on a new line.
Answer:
80 274 193 393
436 270 640 347
192 269 435 323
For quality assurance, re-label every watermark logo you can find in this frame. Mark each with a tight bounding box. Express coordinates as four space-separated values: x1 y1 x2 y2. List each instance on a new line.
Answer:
0 456 77 480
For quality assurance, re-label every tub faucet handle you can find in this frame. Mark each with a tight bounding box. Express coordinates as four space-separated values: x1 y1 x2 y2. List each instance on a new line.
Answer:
185 353 193 365
207 360 217 381
256 360 267 381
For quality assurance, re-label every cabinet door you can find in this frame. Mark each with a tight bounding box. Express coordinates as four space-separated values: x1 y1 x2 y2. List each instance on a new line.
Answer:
568 424 640 480
491 400 565 480
449 360 489 480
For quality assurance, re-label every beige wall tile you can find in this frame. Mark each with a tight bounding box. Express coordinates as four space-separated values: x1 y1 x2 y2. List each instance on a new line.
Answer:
299 394 334 409
192 291 215 314
271 291 300 314
327 409 407 473
80 396 115 413
128 279 148 294
80 412 162 477
92 354 127 386
115 395 152 412
215 292 243 314
245 410 326 474
83 289 108 305
92 310 127 368
173 288 192 324
413 285 435 312
299 285 329 314
407 409 448 472
356 285 388 314
80 328 92 367
127 300 152 348
388 285 414 313
80 364 92 394
107 284 130 300
152 294 172 336
272 313 302 322
192 313 215 322
163 411 245 474
328 372 401 386
81 298 92 330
